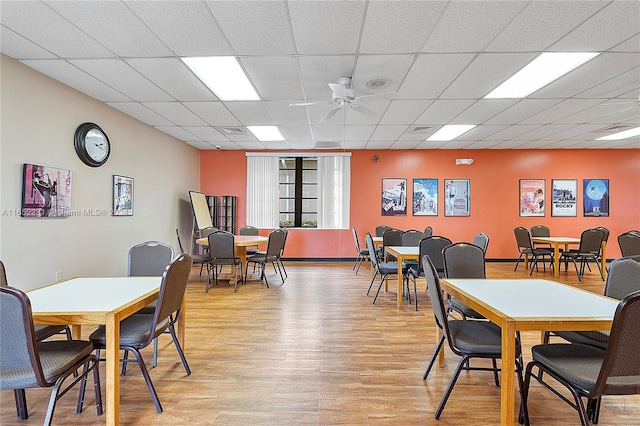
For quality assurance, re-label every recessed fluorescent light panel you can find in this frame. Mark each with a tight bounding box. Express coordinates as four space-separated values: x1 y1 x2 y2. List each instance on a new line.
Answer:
595 126 640 140
426 125 476 141
247 126 285 141
484 52 600 99
181 56 259 101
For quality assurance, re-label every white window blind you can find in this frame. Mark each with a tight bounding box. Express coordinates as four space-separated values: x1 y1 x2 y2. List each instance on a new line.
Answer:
317 155 350 229
246 156 279 228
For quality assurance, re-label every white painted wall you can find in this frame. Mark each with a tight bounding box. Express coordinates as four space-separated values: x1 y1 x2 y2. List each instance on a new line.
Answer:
1 55 200 290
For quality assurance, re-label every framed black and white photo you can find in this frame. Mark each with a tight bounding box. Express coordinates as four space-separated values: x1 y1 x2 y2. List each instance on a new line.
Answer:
113 175 133 216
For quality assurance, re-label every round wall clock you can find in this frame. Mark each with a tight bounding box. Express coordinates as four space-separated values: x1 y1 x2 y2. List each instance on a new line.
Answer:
74 122 111 167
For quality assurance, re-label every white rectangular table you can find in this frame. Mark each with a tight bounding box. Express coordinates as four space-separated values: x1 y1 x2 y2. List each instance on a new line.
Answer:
384 246 419 309
28 277 176 426
439 278 617 426
530 236 607 279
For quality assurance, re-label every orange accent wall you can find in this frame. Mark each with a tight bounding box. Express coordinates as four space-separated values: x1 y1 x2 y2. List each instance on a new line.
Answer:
201 150 639 259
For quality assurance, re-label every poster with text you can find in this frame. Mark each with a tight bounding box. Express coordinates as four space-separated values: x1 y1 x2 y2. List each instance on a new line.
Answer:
381 178 407 216
551 179 577 217
583 179 609 217
21 163 72 217
444 179 470 216
413 178 438 216
519 179 545 217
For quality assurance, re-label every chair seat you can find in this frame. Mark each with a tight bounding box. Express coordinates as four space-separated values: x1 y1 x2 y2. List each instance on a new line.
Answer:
34 325 69 342
378 262 407 275
0 340 94 389
90 314 169 349
531 343 612 393
448 320 503 355
552 330 609 350
449 298 484 319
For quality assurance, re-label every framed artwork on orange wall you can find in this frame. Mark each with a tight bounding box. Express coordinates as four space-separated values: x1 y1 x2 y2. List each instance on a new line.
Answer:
520 179 545 217
381 178 407 216
444 179 470 217
551 179 577 217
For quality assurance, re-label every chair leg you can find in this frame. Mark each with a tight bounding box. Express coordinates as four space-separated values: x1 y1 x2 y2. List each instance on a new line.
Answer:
127 347 163 413
13 389 28 419
372 275 386 304
423 334 446 380
152 337 158 368
121 350 129 376
435 355 469 419
492 358 500 387
519 363 535 426
167 323 191 375
366 271 379 295
76 360 89 414
514 253 524 271
588 397 602 423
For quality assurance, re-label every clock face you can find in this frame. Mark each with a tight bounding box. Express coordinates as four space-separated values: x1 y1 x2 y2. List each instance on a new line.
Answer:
74 123 111 167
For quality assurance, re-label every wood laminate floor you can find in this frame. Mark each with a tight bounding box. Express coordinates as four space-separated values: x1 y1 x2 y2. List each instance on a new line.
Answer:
1 260 638 425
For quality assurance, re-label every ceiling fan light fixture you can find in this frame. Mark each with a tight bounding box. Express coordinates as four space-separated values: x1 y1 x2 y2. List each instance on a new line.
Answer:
366 78 390 90
181 56 260 101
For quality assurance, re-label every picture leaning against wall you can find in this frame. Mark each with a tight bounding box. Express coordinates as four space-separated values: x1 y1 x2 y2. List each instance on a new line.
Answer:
583 179 609 217
21 163 72 218
551 179 577 217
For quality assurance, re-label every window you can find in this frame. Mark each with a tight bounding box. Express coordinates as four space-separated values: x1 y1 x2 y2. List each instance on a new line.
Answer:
279 157 317 228
246 153 350 229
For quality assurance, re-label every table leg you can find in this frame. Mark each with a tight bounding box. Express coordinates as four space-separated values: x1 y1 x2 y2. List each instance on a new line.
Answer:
105 313 120 426
396 256 404 309
553 243 560 278
500 319 516 426
70 325 82 339
235 246 247 278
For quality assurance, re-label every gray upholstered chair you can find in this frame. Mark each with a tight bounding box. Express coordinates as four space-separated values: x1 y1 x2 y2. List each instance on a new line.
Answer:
351 226 369 274
381 228 403 262
401 229 425 247
423 226 433 238
419 236 452 279
239 225 260 255
618 230 640 257
90 254 192 413
207 231 242 292
365 233 409 306
244 228 285 287
560 228 605 281
514 226 554 274
375 224 391 237
422 255 524 420
443 242 486 320
0 285 102 424
472 232 489 253
520 289 640 426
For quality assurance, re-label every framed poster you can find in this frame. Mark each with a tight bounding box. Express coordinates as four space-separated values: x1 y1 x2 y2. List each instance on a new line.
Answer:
519 179 545 217
444 179 470 216
381 178 407 216
583 179 609 217
551 179 577 217
413 178 438 216
21 163 72 217
113 175 134 216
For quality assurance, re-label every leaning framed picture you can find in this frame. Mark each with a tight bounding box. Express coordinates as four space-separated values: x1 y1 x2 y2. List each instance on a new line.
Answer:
21 163 72 217
381 178 407 216
444 179 470 216
519 179 545 217
413 178 438 216
583 179 609 217
551 179 577 217
113 175 133 216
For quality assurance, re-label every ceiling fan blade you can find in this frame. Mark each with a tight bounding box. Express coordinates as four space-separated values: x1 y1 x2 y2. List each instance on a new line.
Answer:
357 92 399 102
351 104 378 119
319 106 342 123
328 83 355 99
290 101 329 107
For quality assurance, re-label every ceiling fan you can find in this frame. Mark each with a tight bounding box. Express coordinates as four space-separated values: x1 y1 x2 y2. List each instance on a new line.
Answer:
290 77 399 123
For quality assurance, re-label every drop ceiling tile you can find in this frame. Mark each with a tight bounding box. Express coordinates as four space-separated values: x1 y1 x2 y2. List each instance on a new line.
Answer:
398 53 476 99
485 99 563 125
361 1 446 53
345 103 389 125
69 59 172 101
352 54 414 95
464 140 504 149
390 140 420 149
455 125 509 141
125 58 217 102
235 141 266 149
576 67 640 99
514 124 576 141
224 101 275 125
379 100 432 125
185 141 216 150
241 56 303 101
0 27 56 59
414 100 476 125
486 1 605 52
370 125 410 141
364 141 394 149
262 141 291 150
612 34 640 52
556 101 639 125
342 141 368 150
539 124 606 141
297 56 358 100
142 102 208 126
451 100 516 125
106 102 174 126
288 140 316 149
279 126 312 142
483 125 542 141
424 1 525 52
344 126 376 141
207 1 294 55
288 1 365 55
127 1 233 56
183 102 241 126
310 126 343 141
154 126 201 141
22 59 130 102
181 127 229 142
413 141 448 149
266 101 311 126
520 99 604 125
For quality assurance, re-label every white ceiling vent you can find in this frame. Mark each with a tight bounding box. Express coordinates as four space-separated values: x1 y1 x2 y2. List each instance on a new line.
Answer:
409 126 432 133
594 125 632 133
314 141 341 149
218 127 245 135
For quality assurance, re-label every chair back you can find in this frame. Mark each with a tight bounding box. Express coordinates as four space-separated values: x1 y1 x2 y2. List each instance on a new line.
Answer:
375 225 391 237
618 232 640 257
207 231 236 263
604 256 640 300
264 229 285 261
239 226 259 236
530 225 550 238
420 236 452 277
365 233 380 272
352 227 362 252
401 229 425 246
128 241 175 276
514 226 533 251
0 260 7 287
149 254 193 343
0 285 48 388
382 228 403 247
423 226 433 238
279 227 288 257
423 255 449 333
591 290 640 397
578 228 605 254
443 242 486 278
472 232 489 253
